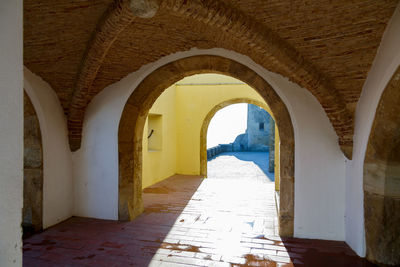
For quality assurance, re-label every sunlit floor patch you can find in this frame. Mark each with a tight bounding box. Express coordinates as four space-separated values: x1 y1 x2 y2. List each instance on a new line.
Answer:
207 151 275 182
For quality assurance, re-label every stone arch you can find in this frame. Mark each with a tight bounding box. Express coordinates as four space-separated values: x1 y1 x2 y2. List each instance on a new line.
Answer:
118 55 294 236
363 66 400 265
23 91 43 237
199 98 274 177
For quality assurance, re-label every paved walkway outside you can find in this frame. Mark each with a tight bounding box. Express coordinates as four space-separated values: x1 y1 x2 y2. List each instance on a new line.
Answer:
23 153 374 266
207 152 274 182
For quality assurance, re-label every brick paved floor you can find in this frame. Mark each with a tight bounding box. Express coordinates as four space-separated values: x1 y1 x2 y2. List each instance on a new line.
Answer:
23 153 375 266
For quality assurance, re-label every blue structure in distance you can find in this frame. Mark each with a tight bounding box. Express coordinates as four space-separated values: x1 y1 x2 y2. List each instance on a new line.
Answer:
207 104 275 173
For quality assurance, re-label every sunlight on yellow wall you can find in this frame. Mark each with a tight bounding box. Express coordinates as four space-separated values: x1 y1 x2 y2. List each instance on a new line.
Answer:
175 79 268 175
142 73 280 189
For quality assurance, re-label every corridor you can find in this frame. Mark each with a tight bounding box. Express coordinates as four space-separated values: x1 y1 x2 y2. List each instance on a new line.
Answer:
23 154 372 266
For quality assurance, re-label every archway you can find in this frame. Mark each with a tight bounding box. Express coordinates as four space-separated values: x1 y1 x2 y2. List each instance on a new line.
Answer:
364 66 400 265
200 98 275 177
23 92 43 237
118 55 295 236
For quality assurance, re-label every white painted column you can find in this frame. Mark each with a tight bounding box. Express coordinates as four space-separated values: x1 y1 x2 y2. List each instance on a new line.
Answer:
0 1 23 266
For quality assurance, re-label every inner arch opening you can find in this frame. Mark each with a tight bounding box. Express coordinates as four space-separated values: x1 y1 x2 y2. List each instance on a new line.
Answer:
118 55 295 236
205 103 277 184
140 72 282 243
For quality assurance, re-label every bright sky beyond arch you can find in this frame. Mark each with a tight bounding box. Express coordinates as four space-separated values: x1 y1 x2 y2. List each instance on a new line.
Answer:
207 103 248 149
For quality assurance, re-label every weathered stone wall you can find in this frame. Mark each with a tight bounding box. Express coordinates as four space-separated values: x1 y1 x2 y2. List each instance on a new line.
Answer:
247 104 273 151
269 120 276 173
233 133 248 151
364 67 400 266
207 144 233 159
23 92 43 236
229 104 274 152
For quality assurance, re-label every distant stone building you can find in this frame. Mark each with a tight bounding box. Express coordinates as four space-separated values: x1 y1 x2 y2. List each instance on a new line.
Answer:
232 104 274 153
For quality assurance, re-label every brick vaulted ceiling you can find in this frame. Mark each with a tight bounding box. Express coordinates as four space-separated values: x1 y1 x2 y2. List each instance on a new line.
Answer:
24 0 399 156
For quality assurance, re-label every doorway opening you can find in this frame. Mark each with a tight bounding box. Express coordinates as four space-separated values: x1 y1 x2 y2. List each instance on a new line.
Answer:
138 73 283 262
206 103 277 184
139 71 283 239
118 55 294 236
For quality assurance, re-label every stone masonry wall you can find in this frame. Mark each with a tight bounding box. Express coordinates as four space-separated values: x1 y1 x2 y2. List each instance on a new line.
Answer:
247 104 273 151
23 92 43 236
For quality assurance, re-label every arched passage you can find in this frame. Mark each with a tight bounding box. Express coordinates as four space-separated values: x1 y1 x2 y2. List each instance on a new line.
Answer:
363 66 400 265
118 55 295 236
200 98 275 177
23 91 43 236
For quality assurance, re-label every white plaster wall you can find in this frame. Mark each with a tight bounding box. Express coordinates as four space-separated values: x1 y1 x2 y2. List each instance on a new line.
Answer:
0 1 23 266
72 78 130 219
264 73 346 241
345 4 400 257
24 68 74 228
74 48 346 240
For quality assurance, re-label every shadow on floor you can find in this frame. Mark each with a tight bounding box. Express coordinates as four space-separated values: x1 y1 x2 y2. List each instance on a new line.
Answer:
23 175 204 267
208 151 275 181
279 237 378 267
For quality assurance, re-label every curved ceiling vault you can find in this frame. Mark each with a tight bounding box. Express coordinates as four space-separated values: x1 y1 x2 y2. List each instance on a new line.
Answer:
23 0 400 158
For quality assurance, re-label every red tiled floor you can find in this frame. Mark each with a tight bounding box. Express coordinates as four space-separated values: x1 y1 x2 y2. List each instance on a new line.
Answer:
23 154 375 266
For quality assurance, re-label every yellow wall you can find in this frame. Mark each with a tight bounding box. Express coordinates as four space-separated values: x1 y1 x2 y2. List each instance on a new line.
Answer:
175 75 268 174
142 85 177 188
142 74 280 189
